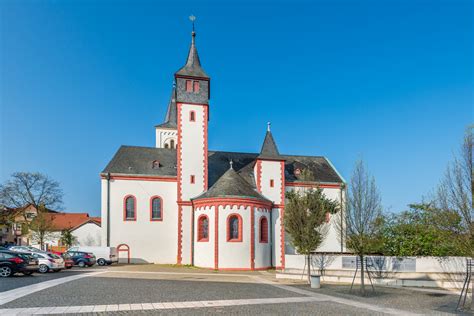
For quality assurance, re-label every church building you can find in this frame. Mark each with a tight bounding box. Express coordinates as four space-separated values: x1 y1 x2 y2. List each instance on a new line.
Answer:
100 26 345 270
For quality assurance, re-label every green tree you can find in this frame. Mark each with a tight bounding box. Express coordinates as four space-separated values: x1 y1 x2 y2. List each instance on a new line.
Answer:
29 204 55 250
284 188 339 284
336 160 383 296
60 229 77 249
380 203 464 257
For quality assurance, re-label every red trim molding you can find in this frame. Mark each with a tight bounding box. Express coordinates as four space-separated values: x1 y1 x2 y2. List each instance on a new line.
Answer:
177 205 183 264
149 196 163 221
193 197 272 209
226 213 243 242
285 182 341 189
102 175 177 182
123 195 136 221
256 160 262 193
203 106 208 191
178 201 192 206
214 205 219 269
250 207 255 269
280 161 286 269
117 244 130 264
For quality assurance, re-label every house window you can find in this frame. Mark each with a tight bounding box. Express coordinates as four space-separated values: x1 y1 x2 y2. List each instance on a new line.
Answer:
197 215 209 242
150 196 163 221
186 80 193 92
259 217 268 243
189 111 195 122
270 179 274 188
124 196 136 221
190 175 195 184
227 214 242 242
193 81 200 92
170 139 175 149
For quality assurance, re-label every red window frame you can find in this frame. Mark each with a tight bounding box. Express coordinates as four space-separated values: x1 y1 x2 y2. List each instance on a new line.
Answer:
189 111 196 122
193 81 200 92
270 179 274 188
123 195 136 221
197 215 209 242
227 213 243 242
190 175 195 184
186 80 192 92
259 216 269 243
150 196 163 221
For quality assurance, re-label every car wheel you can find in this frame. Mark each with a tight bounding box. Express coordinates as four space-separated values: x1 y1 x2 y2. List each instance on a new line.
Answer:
38 264 49 273
97 258 106 266
0 266 13 277
78 261 86 268
22 271 34 276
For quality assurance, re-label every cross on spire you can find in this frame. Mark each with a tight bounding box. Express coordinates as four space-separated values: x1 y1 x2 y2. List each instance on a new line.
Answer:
189 15 196 34
229 159 234 170
267 122 271 132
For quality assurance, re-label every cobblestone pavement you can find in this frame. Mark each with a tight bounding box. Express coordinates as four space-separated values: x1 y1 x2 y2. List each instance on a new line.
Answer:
0 265 471 315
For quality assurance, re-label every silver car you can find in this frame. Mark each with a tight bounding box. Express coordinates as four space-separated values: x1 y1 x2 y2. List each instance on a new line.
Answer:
9 246 42 253
31 252 65 273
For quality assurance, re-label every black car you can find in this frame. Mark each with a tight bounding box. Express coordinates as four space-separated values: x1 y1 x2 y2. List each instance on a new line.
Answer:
66 251 96 267
0 250 39 277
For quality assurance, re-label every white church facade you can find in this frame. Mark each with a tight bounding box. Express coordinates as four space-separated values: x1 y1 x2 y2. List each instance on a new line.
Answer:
100 28 345 270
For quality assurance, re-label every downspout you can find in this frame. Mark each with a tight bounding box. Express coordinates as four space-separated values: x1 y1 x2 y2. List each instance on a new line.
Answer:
106 173 111 247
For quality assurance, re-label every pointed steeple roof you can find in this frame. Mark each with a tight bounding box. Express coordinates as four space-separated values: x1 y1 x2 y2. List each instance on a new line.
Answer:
175 29 209 79
155 86 177 129
193 166 270 202
258 123 282 160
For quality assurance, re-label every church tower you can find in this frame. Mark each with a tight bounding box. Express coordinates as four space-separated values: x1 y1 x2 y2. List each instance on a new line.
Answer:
175 22 210 264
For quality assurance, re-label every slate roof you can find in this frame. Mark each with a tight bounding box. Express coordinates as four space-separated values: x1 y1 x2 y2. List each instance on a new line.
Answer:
101 146 343 186
175 32 209 79
258 131 281 160
193 167 270 202
155 87 177 129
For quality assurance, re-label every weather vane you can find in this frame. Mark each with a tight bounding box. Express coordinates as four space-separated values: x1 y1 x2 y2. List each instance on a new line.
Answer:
189 15 196 32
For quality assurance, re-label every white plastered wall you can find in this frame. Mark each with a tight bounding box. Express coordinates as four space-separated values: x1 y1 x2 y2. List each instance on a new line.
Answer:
155 128 177 149
259 161 283 204
180 205 192 265
254 209 271 269
218 205 251 269
193 205 215 268
72 222 101 246
285 186 345 253
102 178 178 263
271 208 282 267
179 103 206 201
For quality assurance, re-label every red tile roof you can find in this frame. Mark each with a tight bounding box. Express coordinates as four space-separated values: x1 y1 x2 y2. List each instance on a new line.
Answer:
44 213 100 231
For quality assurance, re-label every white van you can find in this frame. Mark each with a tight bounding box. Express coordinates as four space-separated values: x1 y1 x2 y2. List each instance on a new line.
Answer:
67 246 118 266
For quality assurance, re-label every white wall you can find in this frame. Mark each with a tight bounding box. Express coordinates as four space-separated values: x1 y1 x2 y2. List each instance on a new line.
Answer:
73 222 101 246
178 103 207 200
102 178 178 263
271 207 283 268
218 205 251 269
259 161 284 204
155 128 177 149
284 186 345 253
193 205 215 268
254 209 271 269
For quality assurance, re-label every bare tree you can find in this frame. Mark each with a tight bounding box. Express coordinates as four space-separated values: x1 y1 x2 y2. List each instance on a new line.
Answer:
284 188 339 284
435 127 473 258
29 205 56 250
336 160 383 295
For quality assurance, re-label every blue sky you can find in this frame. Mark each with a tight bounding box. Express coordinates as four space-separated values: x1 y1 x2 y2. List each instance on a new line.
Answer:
1 0 472 216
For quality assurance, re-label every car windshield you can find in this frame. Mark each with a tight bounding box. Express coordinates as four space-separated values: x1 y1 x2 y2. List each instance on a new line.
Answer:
17 253 33 260
48 253 61 259
62 253 71 259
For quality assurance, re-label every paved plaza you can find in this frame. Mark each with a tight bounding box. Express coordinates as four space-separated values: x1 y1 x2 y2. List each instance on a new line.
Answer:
0 265 471 315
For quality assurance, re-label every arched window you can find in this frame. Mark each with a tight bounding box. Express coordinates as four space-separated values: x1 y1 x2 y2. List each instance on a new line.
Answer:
189 111 195 122
197 215 209 242
227 214 242 242
259 217 268 243
150 196 163 221
124 196 136 221
170 139 175 149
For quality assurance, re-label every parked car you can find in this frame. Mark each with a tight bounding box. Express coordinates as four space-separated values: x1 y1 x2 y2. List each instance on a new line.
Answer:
0 250 39 277
61 252 74 269
30 252 65 273
9 246 43 253
66 251 96 267
67 246 117 266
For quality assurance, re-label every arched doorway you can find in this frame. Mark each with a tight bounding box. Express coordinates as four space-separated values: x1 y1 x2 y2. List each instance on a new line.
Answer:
117 244 130 264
